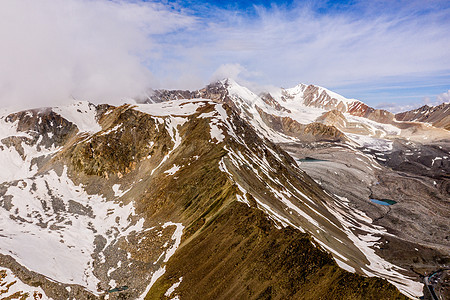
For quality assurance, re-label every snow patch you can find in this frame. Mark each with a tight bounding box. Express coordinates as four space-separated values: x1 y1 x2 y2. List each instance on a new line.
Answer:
0 167 144 294
53 101 101 133
164 164 181 176
346 133 393 152
133 99 207 116
164 277 183 297
112 184 131 197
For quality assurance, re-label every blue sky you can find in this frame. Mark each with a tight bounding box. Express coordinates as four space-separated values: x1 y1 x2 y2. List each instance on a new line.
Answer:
146 0 450 111
0 0 449 111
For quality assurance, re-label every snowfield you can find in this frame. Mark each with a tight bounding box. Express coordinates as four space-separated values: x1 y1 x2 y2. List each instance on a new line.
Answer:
0 167 145 293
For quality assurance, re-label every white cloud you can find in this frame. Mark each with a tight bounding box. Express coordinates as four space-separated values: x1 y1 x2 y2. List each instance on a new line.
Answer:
375 102 420 113
0 0 195 111
437 90 450 103
211 63 246 82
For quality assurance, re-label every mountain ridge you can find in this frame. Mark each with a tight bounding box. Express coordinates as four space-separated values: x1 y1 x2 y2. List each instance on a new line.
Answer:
395 102 450 130
0 80 448 299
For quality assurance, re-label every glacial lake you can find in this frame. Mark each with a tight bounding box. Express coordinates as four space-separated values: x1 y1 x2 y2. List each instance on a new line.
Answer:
370 199 397 206
297 157 327 162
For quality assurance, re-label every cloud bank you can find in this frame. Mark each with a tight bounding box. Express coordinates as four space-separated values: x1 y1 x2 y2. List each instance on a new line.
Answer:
0 0 194 110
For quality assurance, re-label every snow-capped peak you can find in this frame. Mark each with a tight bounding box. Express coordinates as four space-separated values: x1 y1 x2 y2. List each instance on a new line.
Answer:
219 78 260 106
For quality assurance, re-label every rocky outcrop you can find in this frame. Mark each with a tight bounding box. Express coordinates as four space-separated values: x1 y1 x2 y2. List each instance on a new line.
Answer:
315 110 348 129
396 103 450 130
4 108 78 149
303 85 350 112
256 106 347 142
146 89 197 103
260 92 292 112
301 85 395 124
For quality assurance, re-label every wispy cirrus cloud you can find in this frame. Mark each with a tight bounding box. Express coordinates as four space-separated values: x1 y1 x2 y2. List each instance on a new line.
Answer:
151 0 450 108
1 0 449 111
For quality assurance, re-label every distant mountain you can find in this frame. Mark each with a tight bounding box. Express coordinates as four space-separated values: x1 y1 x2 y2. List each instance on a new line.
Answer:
270 83 395 124
395 102 450 130
148 79 448 144
0 79 448 300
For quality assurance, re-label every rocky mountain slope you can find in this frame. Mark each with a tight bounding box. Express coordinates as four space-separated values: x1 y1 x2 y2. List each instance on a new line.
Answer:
395 102 450 130
0 80 448 300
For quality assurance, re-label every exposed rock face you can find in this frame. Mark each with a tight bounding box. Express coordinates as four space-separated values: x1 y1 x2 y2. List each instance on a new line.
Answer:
146 89 197 103
315 109 348 128
299 84 395 124
146 81 232 107
395 103 450 130
3 108 78 150
257 107 347 142
68 104 169 177
259 92 292 113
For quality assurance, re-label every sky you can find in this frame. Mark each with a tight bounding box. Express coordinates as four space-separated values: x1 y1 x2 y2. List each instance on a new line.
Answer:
0 0 449 112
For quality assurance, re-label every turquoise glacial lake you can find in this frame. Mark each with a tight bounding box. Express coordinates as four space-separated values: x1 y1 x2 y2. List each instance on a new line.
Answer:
370 199 397 206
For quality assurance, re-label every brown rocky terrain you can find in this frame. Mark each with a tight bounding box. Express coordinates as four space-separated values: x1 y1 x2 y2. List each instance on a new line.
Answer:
256 106 347 142
395 103 450 130
302 85 395 124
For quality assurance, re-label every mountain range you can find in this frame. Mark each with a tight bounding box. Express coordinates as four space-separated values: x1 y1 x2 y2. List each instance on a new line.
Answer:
0 79 448 300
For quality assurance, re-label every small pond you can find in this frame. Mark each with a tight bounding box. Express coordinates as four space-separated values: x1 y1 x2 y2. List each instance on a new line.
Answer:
370 199 397 206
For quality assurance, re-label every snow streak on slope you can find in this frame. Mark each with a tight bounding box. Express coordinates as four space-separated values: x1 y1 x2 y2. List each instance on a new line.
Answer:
223 79 295 143
138 222 184 300
324 196 424 299
0 267 49 299
0 167 144 294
